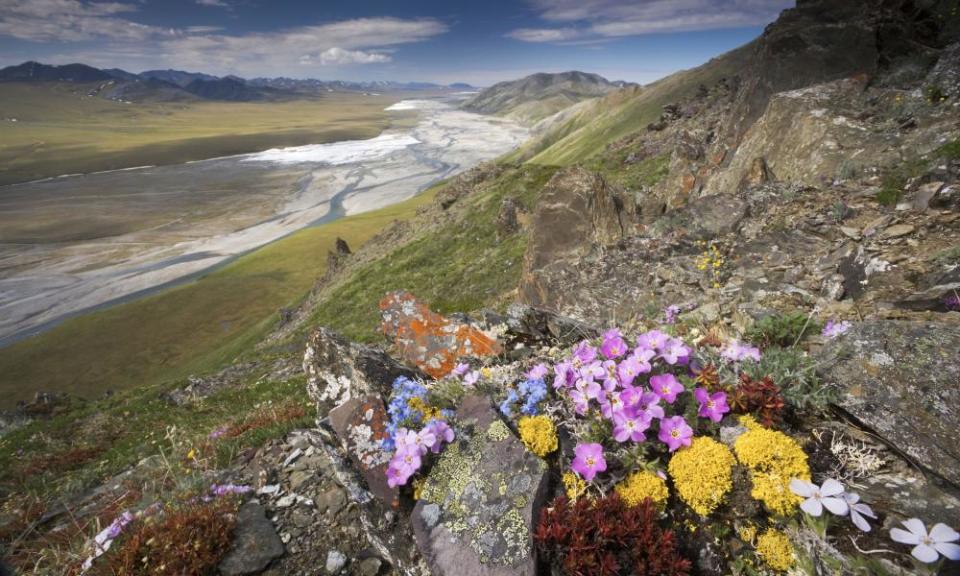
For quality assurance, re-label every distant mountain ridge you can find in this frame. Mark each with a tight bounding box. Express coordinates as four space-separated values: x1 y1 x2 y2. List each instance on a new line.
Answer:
462 71 634 123
0 61 476 102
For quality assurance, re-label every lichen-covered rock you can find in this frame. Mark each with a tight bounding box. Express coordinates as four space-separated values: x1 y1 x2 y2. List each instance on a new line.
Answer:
411 395 547 576
304 327 418 415
379 291 501 379
816 320 960 485
328 395 397 505
219 502 285 576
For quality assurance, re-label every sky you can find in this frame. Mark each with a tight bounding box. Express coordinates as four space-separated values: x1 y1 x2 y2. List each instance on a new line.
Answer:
0 0 795 86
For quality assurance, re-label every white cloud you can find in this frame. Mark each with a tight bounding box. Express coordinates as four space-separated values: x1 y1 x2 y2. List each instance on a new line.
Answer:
299 47 391 66
196 0 229 6
509 0 793 42
0 0 171 42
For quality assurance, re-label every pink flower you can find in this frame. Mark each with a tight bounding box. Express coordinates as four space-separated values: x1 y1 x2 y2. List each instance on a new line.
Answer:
822 320 852 339
636 329 669 351
463 370 481 387
553 361 575 389
571 443 606 482
650 373 684 404
416 427 437 454
526 363 548 380
395 428 419 452
425 420 455 453
789 478 848 516
451 362 471 377
890 518 960 564
612 411 650 443
657 416 692 452
571 341 597 367
568 388 590 414
660 337 691 365
599 392 625 419
694 388 730 422
720 340 761 362
600 331 628 359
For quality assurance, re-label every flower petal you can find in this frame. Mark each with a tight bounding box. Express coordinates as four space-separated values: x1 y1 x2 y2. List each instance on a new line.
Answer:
789 478 814 497
822 497 849 516
902 518 928 539
850 510 872 532
800 497 823 517
929 523 960 544
911 544 940 564
853 503 876 519
933 542 960 561
821 478 845 497
891 527 922 545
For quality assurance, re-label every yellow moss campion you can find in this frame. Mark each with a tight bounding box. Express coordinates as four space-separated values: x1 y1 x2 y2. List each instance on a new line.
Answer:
518 415 558 457
615 470 669 508
734 424 811 516
406 396 442 422
756 528 795 572
667 437 735 516
738 414 761 430
562 471 587 501
738 523 758 544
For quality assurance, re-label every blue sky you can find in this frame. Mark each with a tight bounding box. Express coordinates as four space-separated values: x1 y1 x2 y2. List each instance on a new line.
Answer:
0 0 794 85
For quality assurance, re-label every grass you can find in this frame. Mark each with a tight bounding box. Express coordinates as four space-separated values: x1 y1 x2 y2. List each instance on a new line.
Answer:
0 83 400 185
0 185 440 409
306 164 559 342
591 150 670 190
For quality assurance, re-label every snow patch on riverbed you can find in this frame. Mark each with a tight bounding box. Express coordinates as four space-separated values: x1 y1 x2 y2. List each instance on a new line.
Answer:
242 132 419 166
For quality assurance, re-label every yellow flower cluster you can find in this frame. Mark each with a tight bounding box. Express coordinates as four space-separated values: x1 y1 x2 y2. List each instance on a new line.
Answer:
667 437 735 516
518 415 558 458
562 471 587 501
407 396 443 422
737 523 757 544
615 470 669 508
733 423 810 516
696 241 725 289
755 528 795 572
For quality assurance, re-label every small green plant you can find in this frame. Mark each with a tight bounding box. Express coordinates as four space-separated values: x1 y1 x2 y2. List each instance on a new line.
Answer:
742 347 837 413
746 312 818 348
937 138 960 160
837 160 859 181
925 84 946 105
934 245 960 265
830 201 850 223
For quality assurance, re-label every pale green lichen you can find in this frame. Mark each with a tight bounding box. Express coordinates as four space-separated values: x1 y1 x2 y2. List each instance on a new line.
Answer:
486 420 511 442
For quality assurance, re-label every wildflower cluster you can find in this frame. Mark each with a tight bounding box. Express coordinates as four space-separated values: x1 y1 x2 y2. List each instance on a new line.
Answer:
667 437 735 516
518 414 558 457
821 319 852 339
500 363 549 417
382 376 455 487
789 478 875 532
696 241 726 289
734 416 810 516
616 470 669 508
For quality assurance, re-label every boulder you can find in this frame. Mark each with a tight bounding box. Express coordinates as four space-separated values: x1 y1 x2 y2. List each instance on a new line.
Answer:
379 291 501 379
219 502 285 576
682 194 748 240
328 396 397 505
411 395 548 576
304 327 419 415
816 320 960 485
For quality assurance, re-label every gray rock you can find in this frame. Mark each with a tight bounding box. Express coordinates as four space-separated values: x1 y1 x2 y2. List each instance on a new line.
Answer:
683 194 748 240
219 502 285 576
411 395 548 576
358 556 383 576
327 396 397 505
816 320 960 485
325 550 347 574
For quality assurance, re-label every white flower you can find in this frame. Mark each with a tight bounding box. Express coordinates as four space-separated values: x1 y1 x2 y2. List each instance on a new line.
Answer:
842 492 876 532
789 478 849 517
890 518 960 564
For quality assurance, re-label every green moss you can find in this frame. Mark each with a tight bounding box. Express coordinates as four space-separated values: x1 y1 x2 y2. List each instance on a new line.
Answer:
938 138 960 160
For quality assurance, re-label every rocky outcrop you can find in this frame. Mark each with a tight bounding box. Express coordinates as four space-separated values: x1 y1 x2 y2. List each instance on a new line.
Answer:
379 291 501 379
519 167 627 309
816 320 960 486
304 327 419 416
328 395 397 505
411 395 548 576
219 502 285 576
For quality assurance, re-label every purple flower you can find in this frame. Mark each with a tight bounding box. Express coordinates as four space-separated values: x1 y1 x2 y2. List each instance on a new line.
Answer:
945 294 960 311
574 377 602 401
616 356 643 387
636 390 665 420
694 388 730 422
416 427 438 453
208 426 228 440
568 388 590 414
600 331 628 359
636 329 669 351
664 305 682 325
822 320 853 339
720 340 761 363
571 341 597 367
789 478 849 516
210 483 252 497
660 337 691 365
553 361 575 389
657 416 693 452
395 428 419 452
612 411 650 443
842 492 876 532
526 363 548 380
452 362 471 377
890 519 960 563
391 446 422 480
599 392 625 419
104 511 134 540
571 443 606 482
463 370 481 387
424 420 455 453
650 373 684 404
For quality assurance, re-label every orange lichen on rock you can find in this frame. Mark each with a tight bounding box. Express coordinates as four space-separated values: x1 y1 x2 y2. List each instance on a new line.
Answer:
379 291 501 378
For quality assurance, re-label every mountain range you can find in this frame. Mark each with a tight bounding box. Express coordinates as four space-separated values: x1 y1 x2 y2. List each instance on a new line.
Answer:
0 61 477 102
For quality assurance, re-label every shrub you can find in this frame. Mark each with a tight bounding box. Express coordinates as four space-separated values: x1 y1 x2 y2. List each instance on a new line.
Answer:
746 312 817 348
535 494 691 576
730 374 785 427
741 347 837 413
667 437 735 516
96 498 239 575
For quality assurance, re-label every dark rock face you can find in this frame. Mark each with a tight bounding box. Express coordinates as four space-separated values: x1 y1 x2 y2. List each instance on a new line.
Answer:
816 320 960 485
328 395 397 505
304 327 418 416
495 197 526 238
379 291 501 379
681 194 748 240
219 502 285 576
520 167 627 308
411 395 547 576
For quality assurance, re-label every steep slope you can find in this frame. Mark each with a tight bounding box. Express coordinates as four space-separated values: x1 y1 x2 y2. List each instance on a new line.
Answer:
463 71 629 123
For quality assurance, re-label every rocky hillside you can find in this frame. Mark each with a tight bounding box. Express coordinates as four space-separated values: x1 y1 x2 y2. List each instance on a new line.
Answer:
462 71 631 123
3 0 960 575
